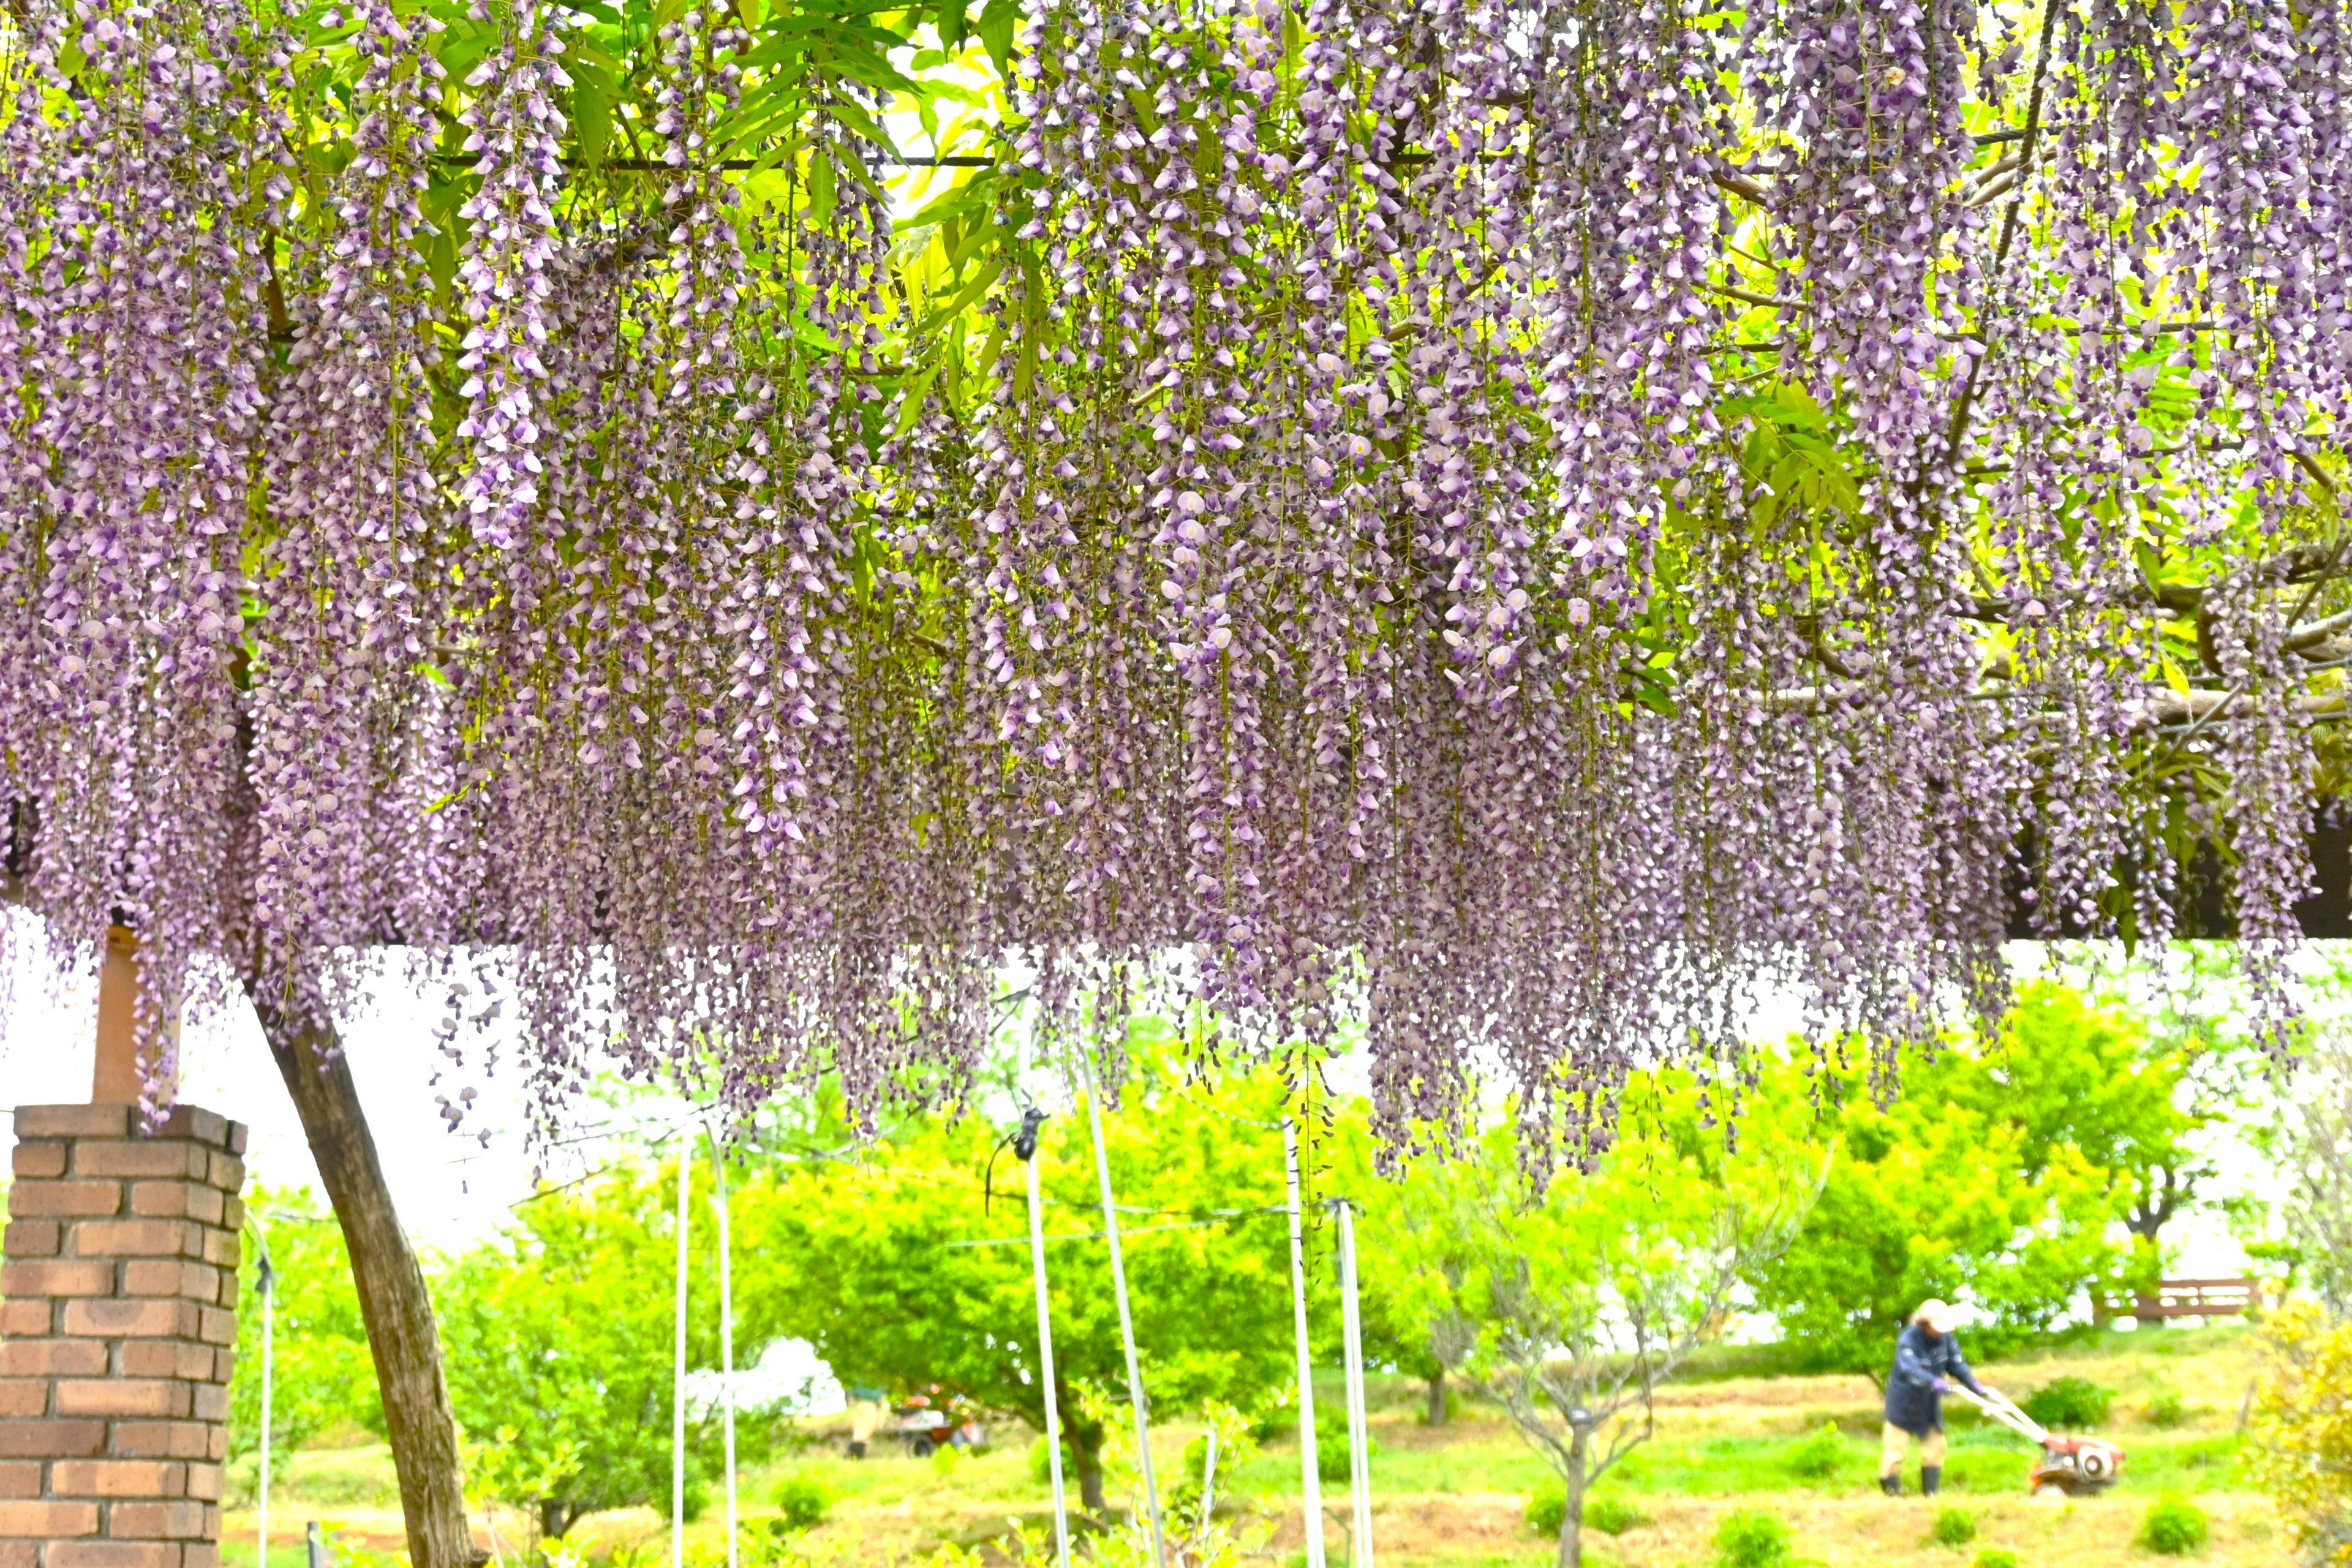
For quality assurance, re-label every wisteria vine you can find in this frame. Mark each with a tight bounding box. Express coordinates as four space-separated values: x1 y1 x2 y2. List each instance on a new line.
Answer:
0 0 2345 1162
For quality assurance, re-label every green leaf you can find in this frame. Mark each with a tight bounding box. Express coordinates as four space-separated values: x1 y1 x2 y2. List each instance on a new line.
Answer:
894 363 945 437
571 62 615 167
807 148 836 225
938 0 970 47
976 0 1019 78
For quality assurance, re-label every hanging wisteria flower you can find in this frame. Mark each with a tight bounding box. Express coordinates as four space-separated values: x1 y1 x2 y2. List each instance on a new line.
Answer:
0 0 2344 1164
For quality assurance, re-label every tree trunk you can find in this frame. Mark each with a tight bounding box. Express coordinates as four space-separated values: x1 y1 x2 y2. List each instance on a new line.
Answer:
540 1498 582 1540
252 991 481 1568
1555 1427 1590 1568
1066 1411 1110 1518
1425 1370 1448 1428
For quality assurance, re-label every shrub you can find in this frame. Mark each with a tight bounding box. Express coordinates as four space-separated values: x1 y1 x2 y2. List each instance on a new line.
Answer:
769 1473 829 1532
2138 1497 2209 1556
929 1442 961 1480
1026 1436 1076 1486
1585 1494 1645 1536
1973 1552 2018 1568
1931 1507 1977 1547
1313 1409 1372 1484
1785 1422 1847 1480
2256 1303 2352 1559
1527 1488 1645 1540
2143 1391 2187 1430
2021 1376 2111 1429
1713 1509 1792 1568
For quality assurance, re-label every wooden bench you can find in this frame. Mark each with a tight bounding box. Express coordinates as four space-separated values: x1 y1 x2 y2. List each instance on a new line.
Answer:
2108 1278 2262 1321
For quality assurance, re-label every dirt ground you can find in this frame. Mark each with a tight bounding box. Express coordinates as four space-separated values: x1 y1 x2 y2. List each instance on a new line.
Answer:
221 1324 2283 1568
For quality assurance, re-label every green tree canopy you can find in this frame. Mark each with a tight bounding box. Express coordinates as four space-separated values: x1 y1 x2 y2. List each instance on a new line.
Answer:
227 1189 380 1483
1746 1003 2166 1371
436 1161 727 1539
1352 1073 1823 1568
733 1034 1304 1515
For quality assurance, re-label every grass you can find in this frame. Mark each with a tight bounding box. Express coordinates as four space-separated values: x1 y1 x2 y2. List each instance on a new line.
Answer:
220 1326 2280 1568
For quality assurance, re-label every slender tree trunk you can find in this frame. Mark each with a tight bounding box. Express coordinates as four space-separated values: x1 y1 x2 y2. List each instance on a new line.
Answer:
1425 1370 1448 1428
1555 1428 1590 1568
251 990 481 1568
1067 1412 1110 1518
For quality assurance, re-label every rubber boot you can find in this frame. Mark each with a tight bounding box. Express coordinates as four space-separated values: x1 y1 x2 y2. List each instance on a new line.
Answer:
1921 1466 1943 1497
1881 1472 1903 1496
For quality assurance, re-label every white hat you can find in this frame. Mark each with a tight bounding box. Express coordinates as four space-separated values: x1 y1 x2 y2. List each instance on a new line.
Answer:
1915 1299 1958 1333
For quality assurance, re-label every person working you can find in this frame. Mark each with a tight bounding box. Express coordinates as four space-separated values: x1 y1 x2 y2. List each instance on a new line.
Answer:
1880 1298 1994 1496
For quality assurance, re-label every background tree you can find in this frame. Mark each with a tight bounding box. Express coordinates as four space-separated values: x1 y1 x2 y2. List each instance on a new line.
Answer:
2007 968 2263 1248
437 1163 725 1540
226 1190 379 1493
1746 1041 2132 1371
734 1035 1301 1517
1362 1076 1823 1568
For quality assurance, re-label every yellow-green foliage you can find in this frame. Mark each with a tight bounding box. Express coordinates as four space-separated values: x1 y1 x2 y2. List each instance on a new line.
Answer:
2256 1303 2352 1566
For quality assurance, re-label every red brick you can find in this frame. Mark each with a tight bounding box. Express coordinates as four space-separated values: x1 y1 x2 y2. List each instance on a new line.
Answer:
2 1221 61 1258
197 1233 235 1270
1 1261 113 1297
9 1183 123 1221
217 1197 243 1235
50 1461 183 1499
0 1302 51 1337
10 1141 66 1180
71 1145 206 1182
0 1385 47 1420
106 1426 208 1463
153 1109 226 1150
0 1499 99 1536
51 1382 189 1420
202 1430 222 1464
184 1545 217 1568
135 1188 221 1229
212 1273 236 1311
70 1222 198 1261
0 1461 39 1498
117 1262 216 1301
201 1155 243 1197
180 1464 220 1504
0 1340 108 1378
12 1106 133 1140
0 1420 104 1458
50 1546 181 1568
193 1310 233 1350
0 1540 34 1568
118 1344 214 1384
222 1122 247 1160
188 1387 225 1425
60 1300 199 1341
105 1501 205 1540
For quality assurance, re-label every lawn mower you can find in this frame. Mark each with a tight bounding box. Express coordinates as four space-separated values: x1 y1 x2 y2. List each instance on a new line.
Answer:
1947 1382 2125 1498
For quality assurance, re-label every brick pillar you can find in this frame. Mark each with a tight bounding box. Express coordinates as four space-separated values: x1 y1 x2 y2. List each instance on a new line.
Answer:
0 1105 247 1568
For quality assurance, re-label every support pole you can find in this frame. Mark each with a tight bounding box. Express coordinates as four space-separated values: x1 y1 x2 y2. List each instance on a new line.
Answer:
1284 1121 1326 1568
1335 1200 1374 1568
671 1126 693 1568
1022 1124 1072 1568
92 925 141 1102
1078 1052 1166 1568
255 1222 277 1568
710 1125 738 1568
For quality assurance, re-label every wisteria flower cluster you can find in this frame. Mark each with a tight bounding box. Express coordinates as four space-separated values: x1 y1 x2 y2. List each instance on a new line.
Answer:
0 0 2344 1162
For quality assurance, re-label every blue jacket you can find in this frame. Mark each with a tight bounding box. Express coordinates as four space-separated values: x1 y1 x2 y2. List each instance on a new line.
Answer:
1883 1322 1983 1434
